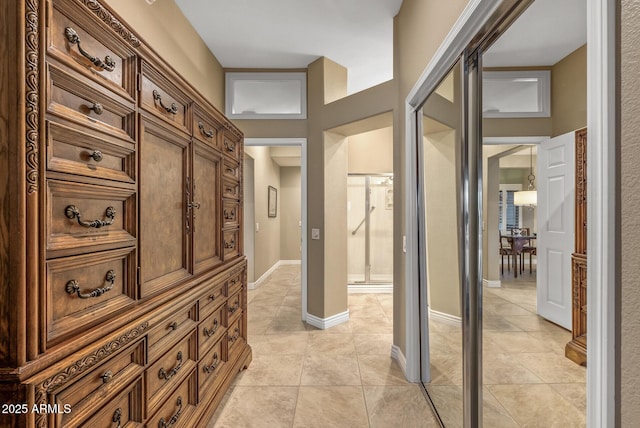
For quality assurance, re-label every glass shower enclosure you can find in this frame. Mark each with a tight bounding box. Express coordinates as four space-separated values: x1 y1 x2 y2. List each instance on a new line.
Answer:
347 174 394 284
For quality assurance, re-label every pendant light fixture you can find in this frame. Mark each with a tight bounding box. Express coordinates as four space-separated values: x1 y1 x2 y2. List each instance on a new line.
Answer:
513 146 537 207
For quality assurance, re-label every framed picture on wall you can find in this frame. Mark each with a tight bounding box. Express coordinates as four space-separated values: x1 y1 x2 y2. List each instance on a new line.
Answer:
268 186 277 217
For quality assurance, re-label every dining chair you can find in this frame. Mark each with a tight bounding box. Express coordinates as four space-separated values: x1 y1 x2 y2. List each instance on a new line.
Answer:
499 235 515 275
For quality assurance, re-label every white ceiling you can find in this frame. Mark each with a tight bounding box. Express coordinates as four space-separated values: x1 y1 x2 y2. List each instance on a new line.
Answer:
483 0 587 67
175 0 402 95
174 0 586 96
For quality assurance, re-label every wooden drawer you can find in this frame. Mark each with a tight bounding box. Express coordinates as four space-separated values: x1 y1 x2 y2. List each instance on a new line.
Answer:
47 121 135 184
198 307 226 359
140 62 190 132
193 105 221 147
198 334 228 402
146 331 197 417
46 246 136 344
222 158 240 181
80 378 143 428
222 229 240 261
222 178 240 200
48 0 137 98
222 132 241 161
226 289 243 325
47 63 135 141
226 271 243 298
46 179 136 258
227 316 246 358
147 303 197 363
146 370 197 428
222 200 240 229
198 278 226 320
52 340 145 427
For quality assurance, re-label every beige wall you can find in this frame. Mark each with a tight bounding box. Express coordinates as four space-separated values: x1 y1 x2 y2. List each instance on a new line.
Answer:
424 130 461 317
394 0 470 354
244 146 281 279
280 167 302 260
621 0 640 423
348 127 393 174
551 45 587 137
103 0 224 109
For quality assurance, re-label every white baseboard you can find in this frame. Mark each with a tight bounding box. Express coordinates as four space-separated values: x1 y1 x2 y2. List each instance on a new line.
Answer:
391 345 408 379
483 279 501 288
428 308 462 327
248 259 301 290
306 310 349 330
348 284 393 293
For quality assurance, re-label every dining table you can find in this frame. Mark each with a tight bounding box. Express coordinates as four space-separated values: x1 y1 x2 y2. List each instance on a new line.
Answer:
505 235 536 278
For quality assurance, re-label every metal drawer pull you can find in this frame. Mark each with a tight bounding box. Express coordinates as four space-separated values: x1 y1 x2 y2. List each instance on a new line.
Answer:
208 294 216 301
101 370 113 384
223 209 236 221
89 150 103 162
65 270 116 299
64 27 116 72
65 205 116 228
198 122 214 138
224 140 235 152
225 167 235 175
112 408 122 428
224 238 235 249
229 278 237 287
229 328 240 343
203 319 218 337
158 351 183 380
158 397 182 428
152 90 178 114
89 102 104 115
228 302 239 314
203 352 219 374
168 321 178 331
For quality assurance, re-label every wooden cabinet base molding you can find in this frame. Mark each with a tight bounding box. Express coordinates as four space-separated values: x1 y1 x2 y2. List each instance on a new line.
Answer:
0 0 250 426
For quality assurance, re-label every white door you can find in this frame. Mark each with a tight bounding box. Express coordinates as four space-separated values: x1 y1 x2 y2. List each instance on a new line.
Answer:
537 131 575 329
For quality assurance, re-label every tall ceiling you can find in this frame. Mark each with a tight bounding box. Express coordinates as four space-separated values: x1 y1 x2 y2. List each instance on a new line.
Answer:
175 0 403 95
175 0 586 95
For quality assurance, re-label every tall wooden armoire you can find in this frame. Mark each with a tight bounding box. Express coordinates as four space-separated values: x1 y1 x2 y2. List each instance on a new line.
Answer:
0 0 251 426
566 128 587 366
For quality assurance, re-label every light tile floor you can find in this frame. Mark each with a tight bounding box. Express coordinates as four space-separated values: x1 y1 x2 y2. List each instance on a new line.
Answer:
207 265 586 427
425 266 587 427
207 265 440 427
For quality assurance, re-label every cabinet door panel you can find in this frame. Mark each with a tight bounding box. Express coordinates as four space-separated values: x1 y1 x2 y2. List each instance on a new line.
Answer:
139 118 190 298
193 141 221 274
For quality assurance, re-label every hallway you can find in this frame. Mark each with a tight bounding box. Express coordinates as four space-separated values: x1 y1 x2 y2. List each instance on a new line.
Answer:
207 265 439 427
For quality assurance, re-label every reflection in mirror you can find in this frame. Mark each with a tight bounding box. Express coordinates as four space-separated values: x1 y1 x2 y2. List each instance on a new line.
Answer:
419 57 463 427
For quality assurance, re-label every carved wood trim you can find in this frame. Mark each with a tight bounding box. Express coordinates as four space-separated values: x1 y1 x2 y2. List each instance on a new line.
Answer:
79 0 141 48
25 0 39 194
33 322 148 427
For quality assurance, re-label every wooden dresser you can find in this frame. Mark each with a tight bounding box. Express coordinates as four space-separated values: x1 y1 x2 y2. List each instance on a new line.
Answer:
566 128 587 366
0 0 251 426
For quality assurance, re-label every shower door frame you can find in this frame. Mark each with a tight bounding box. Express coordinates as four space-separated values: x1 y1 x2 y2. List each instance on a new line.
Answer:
348 173 394 285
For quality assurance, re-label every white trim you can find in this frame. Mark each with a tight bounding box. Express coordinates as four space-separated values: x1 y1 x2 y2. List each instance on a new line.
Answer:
348 284 393 293
404 0 505 386
279 260 301 265
483 136 547 145
586 0 617 426
247 260 282 290
428 308 462 327
305 310 350 330
244 138 308 321
225 72 307 120
391 345 408 377
482 279 501 288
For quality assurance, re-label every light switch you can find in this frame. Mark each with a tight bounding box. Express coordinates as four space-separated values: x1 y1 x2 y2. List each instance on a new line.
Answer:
298 220 302 227
311 228 320 240
255 222 260 232
403 235 406 253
